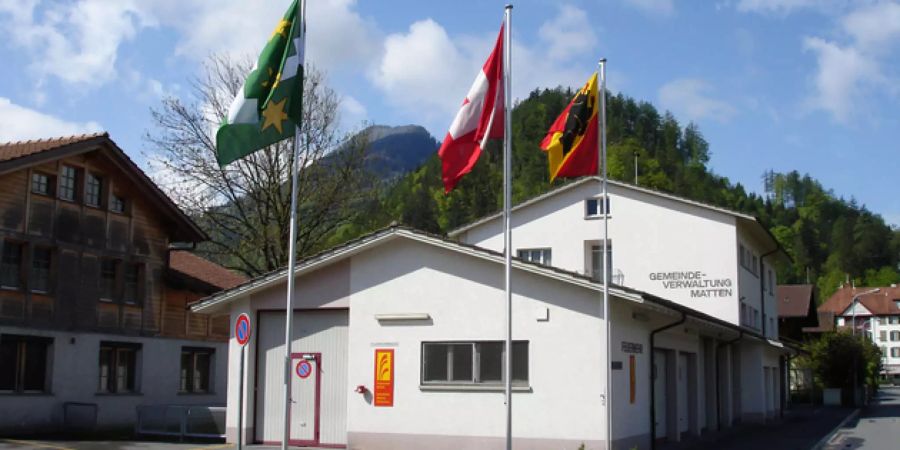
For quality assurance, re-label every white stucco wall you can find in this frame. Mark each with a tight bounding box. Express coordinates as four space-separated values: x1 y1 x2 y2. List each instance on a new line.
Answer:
0 327 227 434
458 181 747 326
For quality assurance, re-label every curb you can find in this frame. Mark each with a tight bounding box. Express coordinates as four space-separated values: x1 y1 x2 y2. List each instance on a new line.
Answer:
809 408 860 450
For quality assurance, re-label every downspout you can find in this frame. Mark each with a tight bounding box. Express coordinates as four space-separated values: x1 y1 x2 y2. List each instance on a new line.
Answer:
650 311 686 450
715 331 743 431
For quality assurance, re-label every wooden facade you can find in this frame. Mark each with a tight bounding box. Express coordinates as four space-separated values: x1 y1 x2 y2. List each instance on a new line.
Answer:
0 137 228 341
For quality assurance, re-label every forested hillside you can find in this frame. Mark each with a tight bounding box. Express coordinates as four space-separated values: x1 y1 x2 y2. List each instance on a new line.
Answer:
347 87 899 302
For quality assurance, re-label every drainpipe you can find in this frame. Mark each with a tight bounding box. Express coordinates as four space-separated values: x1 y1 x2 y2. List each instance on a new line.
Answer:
715 331 742 431
650 311 686 450
759 248 778 337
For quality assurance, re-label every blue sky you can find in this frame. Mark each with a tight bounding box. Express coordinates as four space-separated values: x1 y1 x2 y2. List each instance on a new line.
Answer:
0 0 898 225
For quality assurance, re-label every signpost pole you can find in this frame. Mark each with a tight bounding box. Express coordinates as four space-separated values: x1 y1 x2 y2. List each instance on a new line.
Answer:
238 345 245 450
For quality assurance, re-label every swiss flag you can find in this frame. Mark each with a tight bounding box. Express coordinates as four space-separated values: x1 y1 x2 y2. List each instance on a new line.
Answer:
438 25 504 193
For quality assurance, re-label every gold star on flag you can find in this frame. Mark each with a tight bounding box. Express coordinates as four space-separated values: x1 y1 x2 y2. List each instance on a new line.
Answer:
261 98 288 134
271 19 291 40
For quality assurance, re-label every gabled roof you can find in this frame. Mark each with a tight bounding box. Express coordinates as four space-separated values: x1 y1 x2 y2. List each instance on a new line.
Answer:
169 251 248 291
776 284 814 318
446 176 784 256
188 225 783 349
0 133 207 242
819 285 900 316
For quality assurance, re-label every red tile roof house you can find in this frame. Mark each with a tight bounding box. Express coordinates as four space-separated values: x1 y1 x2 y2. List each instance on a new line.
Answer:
815 284 900 377
775 284 818 342
0 133 246 437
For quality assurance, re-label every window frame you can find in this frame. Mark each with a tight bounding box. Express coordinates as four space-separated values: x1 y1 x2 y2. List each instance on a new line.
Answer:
84 172 103 208
99 259 120 302
589 241 613 281
29 246 53 294
58 165 78 202
98 342 140 394
516 248 552 266
892 347 900 358
420 340 528 387
109 192 126 214
891 331 900 342
179 347 215 394
584 196 611 219
0 334 52 394
122 263 143 305
30 172 54 196
0 241 24 290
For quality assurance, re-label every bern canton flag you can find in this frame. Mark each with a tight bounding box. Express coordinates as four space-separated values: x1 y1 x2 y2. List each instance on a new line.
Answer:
216 0 304 166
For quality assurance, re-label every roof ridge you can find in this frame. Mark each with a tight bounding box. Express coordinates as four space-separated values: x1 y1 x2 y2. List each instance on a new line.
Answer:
0 131 108 148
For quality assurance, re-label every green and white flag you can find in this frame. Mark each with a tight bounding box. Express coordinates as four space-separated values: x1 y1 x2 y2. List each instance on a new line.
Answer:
216 0 304 166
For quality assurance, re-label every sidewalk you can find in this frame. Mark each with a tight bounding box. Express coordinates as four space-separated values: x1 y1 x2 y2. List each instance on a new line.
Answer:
665 405 854 450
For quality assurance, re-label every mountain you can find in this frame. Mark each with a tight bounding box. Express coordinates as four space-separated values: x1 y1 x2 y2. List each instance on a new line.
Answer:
358 124 439 179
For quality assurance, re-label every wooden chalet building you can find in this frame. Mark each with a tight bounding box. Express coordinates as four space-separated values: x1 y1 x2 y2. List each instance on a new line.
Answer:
0 133 246 434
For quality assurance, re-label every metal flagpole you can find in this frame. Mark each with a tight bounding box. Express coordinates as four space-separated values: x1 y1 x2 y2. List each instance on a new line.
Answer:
282 1 307 449
599 58 612 450
503 5 513 450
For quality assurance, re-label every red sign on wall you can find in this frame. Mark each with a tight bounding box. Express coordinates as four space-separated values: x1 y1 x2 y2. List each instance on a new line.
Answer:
374 349 394 407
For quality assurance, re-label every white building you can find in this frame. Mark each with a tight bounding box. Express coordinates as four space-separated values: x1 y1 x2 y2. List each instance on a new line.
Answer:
817 284 900 378
191 178 794 449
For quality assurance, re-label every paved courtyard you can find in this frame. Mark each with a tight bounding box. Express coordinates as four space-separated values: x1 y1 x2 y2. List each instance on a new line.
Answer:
822 386 900 450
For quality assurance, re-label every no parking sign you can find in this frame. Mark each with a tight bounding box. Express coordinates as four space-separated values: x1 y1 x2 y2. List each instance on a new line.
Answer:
235 313 251 346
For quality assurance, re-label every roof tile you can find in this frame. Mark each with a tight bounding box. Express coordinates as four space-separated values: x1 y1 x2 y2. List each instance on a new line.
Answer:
0 132 108 163
170 251 248 291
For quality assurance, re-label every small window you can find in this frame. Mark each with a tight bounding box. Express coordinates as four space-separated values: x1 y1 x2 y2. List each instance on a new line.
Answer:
890 316 900 325
753 309 760 329
99 259 118 301
123 264 141 305
110 194 126 214
85 173 102 207
30 247 52 293
98 343 139 394
58 166 77 201
1 242 23 289
421 341 528 385
31 173 53 196
517 248 552 266
880 331 887 342
767 269 774 294
180 348 214 394
590 242 613 281
751 256 758 276
0 335 51 393
585 196 610 217
892 348 900 358
891 331 900 342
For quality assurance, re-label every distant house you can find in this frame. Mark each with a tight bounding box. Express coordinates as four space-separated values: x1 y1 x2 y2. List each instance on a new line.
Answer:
816 284 900 379
0 133 246 435
775 284 817 341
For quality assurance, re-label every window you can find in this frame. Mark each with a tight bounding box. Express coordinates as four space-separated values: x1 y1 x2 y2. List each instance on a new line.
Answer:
893 348 900 358
0 335 51 393
590 242 612 281
110 194 126 214
517 248 551 266
180 348 213 393
30 247 52 293
585 196 610 217
738 244 758 276
767 269 774 294
878 317 886 325
739 244 746 267
740 303 748 326
85 173 102 207
98 343 139 393
890 316 900 325
891 331 900 342
31 173 53 195
837 317 845 326
1 242 23 289
752 256 758 276
99 259 118 301
881 331 888 342
421 341 528 385
123 264 141 304
753 309 760 329
58 165 77 201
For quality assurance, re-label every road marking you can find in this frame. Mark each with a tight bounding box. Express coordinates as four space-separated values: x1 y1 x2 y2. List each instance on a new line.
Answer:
2 440 76 450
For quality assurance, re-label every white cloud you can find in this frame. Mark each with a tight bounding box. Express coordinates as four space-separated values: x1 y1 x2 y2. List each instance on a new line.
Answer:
841 1 900 51
369 5 600 132
340 94 368 128
735 0 818 14
0 0 151 86
623 0 676 16
802 37 882 123
658 78 737 122
0 97 101 142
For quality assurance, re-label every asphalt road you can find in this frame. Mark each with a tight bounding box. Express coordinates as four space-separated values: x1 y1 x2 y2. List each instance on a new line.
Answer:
824 386 900 450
